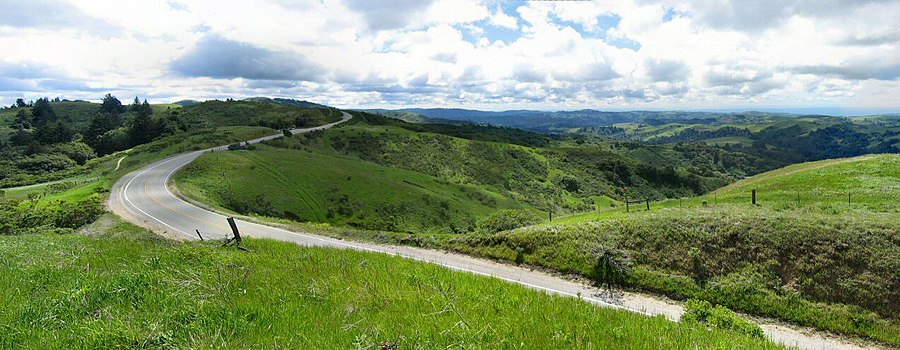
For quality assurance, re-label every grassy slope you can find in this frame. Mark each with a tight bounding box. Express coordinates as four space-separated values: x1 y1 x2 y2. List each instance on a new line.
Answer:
444 155 900 345
0 215 780 349
217 154 900 346
172 100 342 129
175 120 736 233
556 154 899 224
175 142 531 234
712 154 899 208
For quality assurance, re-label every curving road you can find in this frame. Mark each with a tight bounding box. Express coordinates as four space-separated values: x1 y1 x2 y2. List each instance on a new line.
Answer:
108 111 880 350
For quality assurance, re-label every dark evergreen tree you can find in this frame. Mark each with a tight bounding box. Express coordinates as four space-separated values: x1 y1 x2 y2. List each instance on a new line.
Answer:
9 129 33 147
129 99 155 145
84 112 122 148
35 120 73 144
100 94 126 115
31 97 57 127
131 97 141 112
13 110 31 129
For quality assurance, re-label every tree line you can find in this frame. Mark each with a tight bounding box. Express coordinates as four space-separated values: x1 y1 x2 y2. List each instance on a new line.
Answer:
1 94 172 187
7 94 169 155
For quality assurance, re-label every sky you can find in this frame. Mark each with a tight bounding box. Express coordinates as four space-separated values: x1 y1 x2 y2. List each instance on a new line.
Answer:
0 0 898 114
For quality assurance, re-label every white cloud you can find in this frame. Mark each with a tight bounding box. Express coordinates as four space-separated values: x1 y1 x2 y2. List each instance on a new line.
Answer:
489 7 518 30
0 0 897 112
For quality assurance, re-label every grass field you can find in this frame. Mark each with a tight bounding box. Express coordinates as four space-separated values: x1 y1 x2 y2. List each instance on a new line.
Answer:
711 154 899 209
554 154 899 224
174 119 744 233
199 154 900 346
175 143 531 234
0 214 781 349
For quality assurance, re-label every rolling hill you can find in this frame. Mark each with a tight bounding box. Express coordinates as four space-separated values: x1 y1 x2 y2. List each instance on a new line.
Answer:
711 154 899 209
174 111 792 233
175 127 900 346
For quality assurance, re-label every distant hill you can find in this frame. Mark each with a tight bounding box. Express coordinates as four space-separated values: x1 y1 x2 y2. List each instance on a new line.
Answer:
711 154 899 209
171 100 342 130
360 109 465 125
173 99 201 106
244 97 331 109
367 108 898 165
389 108 755 133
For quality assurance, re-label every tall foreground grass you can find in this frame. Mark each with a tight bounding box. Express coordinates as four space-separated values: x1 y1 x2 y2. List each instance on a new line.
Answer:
0 215 780 349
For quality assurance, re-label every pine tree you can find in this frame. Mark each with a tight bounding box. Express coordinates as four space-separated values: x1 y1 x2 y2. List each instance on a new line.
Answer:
35 120 73 144
31 97 57 127
100 94 126 115
10 129 33 147
85 112 122 148
129 99 154 145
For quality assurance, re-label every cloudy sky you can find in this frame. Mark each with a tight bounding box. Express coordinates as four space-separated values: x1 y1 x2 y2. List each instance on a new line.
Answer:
1 0 898 113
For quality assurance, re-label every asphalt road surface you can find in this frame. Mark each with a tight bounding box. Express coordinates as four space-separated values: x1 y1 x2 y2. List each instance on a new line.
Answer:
108 111 881 350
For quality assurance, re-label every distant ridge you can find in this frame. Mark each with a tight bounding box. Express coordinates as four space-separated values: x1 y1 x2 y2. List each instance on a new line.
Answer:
173 99 201 106
244 97 332 109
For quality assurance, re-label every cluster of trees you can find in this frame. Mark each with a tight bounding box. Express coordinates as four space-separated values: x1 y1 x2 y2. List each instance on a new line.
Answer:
83 95 169 155
7 95 169 155
1 94 172 186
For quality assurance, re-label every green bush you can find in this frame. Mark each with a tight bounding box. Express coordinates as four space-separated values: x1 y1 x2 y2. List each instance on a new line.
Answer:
15 154 77 174
476 209 539 234
681 299 765 338
590 244 632 289
48 141 96 165
0 196 104 235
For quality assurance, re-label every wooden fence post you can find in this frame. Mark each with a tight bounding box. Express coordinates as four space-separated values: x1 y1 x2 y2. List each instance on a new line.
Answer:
222 217 247 251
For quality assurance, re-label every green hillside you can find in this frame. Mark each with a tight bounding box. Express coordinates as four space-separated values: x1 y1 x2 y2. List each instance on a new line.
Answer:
557 154 898 224
176 111 785 233
176 145 530 234
187 150 899 346
712 154 899 209
0 214 782 349
170 99 342 130
405 156 898 345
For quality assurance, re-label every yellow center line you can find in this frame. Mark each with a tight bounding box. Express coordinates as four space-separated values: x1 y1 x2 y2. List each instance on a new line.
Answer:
142 169 231 233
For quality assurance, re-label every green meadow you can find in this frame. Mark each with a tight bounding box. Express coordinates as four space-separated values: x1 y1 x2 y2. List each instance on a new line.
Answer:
0 215 781 349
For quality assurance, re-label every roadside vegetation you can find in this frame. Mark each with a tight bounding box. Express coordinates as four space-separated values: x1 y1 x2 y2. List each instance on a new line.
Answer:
0 213 784 349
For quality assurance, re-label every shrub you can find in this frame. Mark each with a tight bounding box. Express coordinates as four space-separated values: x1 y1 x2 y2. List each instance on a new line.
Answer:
589 244 632 290
16 154 77 174
0 196 104 235
476 209 539 234
681 299 765 338
49 141 96 165
51 196 105 229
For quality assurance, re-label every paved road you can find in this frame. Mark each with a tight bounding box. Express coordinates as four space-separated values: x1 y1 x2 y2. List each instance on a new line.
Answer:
108 111 881 350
